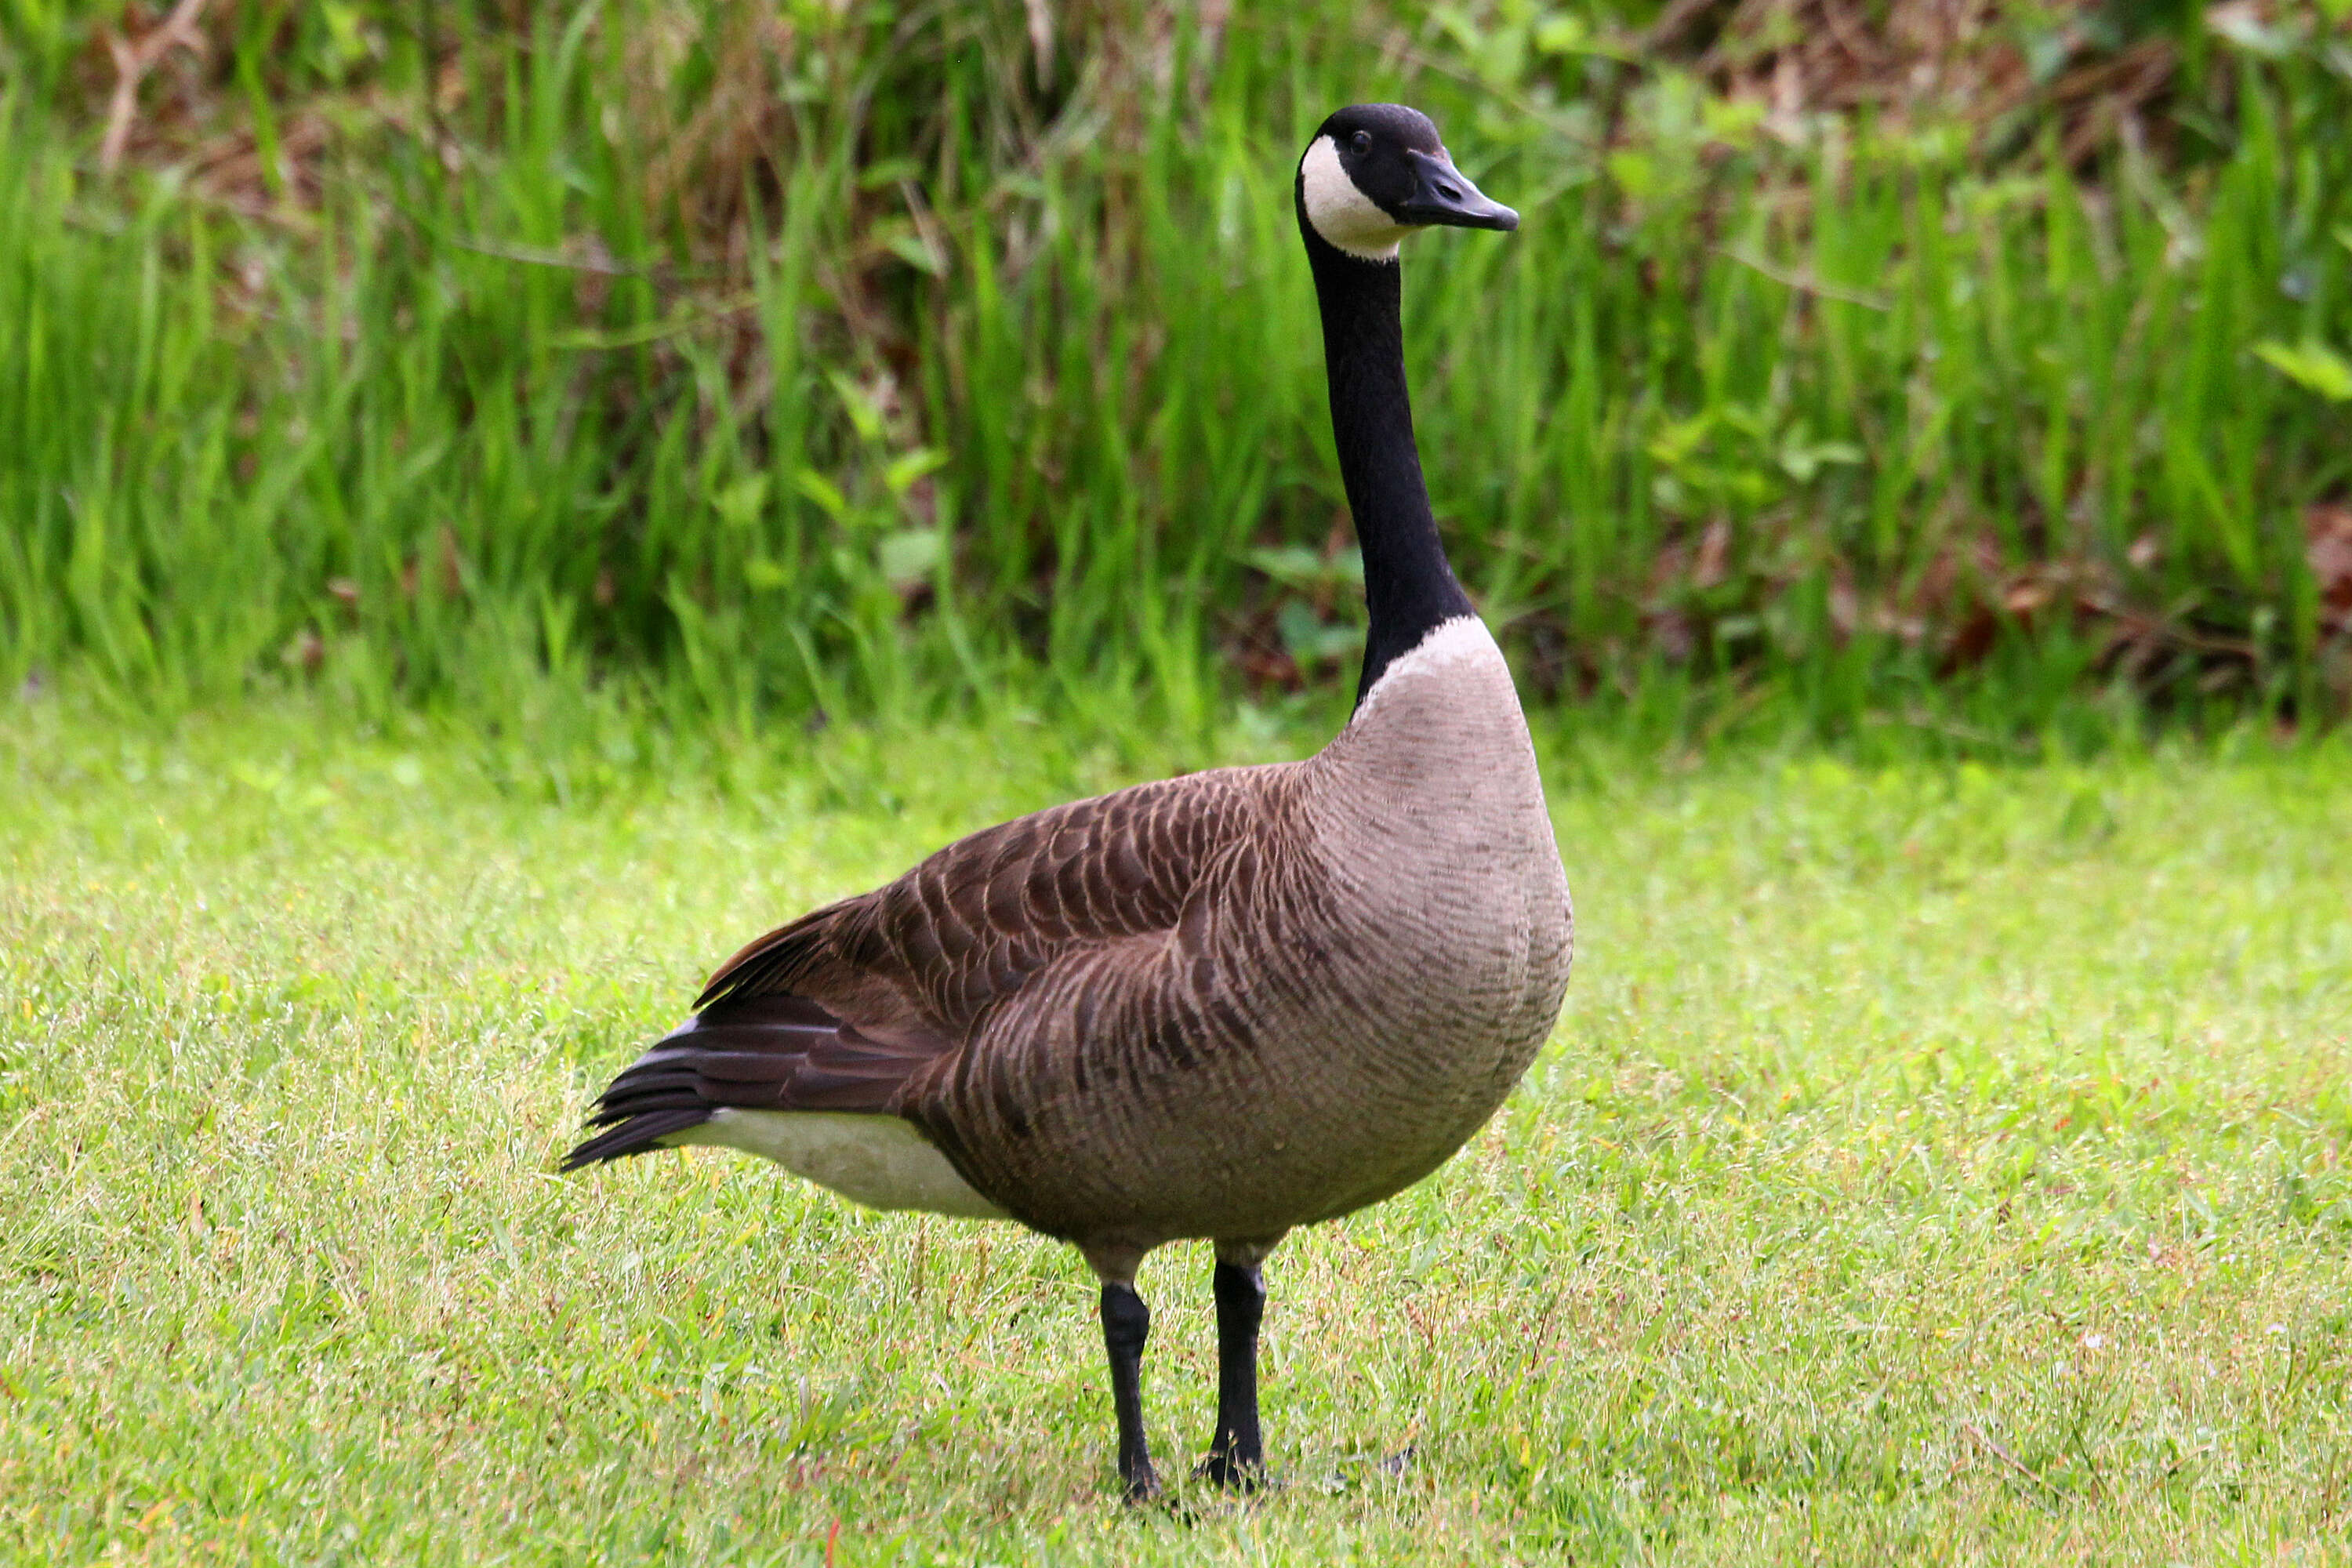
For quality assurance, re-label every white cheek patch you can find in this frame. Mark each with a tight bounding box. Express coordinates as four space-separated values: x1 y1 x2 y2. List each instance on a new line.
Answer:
1300 136 1410 262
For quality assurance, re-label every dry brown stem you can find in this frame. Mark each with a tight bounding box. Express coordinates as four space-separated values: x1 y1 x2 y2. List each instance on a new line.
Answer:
101 0 212 175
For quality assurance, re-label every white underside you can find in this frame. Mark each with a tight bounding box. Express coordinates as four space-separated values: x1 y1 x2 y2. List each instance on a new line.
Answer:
1353 615 1502 720
669 1109 1011 1220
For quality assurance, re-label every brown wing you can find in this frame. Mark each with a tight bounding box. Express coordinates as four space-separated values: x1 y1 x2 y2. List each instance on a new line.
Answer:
564 767 1280 1170
698 766 1275 1033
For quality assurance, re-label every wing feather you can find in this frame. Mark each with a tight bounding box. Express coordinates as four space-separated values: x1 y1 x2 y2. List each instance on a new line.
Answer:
569 767 1286 1174
699 768 1272 1033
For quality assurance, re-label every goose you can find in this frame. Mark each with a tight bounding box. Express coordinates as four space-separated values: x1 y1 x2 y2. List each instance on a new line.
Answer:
565 103 1573 1501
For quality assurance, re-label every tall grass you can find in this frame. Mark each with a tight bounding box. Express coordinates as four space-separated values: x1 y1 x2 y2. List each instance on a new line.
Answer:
2 1 2348 744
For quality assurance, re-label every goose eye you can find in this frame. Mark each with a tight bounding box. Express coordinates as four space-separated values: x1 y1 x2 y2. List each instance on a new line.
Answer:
1350 129 1372 155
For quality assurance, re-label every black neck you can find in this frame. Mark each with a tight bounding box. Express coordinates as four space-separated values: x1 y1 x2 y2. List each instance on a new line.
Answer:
1299 218 1475 706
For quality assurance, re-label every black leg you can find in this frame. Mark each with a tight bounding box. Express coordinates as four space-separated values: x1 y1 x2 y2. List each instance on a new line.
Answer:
1198 1260 1266 1488
1101 1282 1159 1501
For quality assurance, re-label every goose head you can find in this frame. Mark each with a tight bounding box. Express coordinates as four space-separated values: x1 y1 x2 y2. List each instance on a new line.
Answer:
1295 103 1518 264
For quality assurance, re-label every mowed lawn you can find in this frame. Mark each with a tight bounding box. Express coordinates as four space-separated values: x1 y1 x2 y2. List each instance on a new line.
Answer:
2 706 2348 1565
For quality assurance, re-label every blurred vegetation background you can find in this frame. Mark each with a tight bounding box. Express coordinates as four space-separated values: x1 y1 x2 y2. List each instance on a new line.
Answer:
2 0 2349 754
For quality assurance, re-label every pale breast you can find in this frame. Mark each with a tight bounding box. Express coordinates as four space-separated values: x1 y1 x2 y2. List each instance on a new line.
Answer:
1190 616 1573 1221
1307 616 1573 1021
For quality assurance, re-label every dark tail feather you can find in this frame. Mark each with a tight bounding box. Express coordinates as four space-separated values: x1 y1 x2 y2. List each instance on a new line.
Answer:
560 994 843 1171
560 1108 711 1171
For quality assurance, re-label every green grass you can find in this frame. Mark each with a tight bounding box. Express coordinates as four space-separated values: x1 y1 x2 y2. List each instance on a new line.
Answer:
5 702 2350 1563
3 2 2350 731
